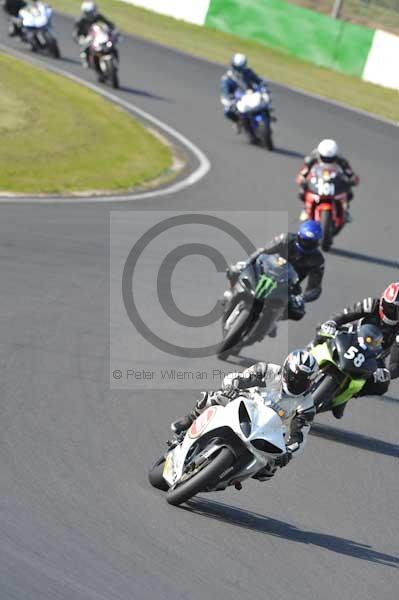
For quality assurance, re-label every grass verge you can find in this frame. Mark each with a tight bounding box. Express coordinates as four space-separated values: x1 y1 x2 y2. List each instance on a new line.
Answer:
0 51 172 194
54 0 399 124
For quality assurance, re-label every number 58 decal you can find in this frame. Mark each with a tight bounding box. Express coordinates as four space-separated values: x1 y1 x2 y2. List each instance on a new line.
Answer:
344 346 365 367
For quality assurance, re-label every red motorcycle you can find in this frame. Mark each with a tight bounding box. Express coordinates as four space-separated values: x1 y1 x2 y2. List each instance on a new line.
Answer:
300 163 352 251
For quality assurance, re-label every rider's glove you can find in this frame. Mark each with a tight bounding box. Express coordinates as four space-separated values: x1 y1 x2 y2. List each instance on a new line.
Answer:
373 367 391 383
319 320 337 338
274 451 292 468
226 261 246 279
222 378 240 400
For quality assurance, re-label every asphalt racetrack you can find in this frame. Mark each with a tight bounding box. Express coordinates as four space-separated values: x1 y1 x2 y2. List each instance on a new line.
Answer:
1 11 399 600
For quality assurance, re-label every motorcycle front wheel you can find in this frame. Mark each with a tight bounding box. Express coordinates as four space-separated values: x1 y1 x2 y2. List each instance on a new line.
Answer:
166 447 234 506
217 304 251 359
148 455 169 491
312 375 340 413
109 60 119 89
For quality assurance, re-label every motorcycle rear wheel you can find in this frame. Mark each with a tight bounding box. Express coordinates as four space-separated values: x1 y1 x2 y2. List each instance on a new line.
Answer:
166 447 234 506
320 210 334 251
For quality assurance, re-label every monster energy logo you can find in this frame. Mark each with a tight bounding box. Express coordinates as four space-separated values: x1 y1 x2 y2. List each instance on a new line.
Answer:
255 275 277 299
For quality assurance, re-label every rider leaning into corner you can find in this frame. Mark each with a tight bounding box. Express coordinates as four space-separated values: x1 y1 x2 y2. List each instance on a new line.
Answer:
296 139 359 222
172 350 319 482
220 53 274 142
225 220 325 336
73 1 116 69
314 282 399 418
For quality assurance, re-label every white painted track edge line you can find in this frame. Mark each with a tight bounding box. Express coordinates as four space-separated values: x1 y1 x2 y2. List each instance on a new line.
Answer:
0 44 211 203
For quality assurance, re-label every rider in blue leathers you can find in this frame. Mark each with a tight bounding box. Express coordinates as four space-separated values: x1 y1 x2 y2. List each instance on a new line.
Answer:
220 53 273 140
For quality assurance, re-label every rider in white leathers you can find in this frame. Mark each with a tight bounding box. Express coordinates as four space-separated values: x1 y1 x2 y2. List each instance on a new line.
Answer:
172 350 318 481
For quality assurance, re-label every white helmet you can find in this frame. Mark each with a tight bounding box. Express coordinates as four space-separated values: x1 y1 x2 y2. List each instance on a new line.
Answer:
231 53 247 72
281 350 318 397
81 1 97 16
317 139 338 163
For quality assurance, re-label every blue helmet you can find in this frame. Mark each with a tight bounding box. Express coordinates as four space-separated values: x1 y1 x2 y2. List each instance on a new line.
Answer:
296 220 322 253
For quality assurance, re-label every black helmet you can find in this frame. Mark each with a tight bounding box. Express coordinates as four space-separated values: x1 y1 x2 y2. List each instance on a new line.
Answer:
281 350 318 396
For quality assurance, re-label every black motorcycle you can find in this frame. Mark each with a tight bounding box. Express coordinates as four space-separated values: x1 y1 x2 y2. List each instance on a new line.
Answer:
217 254 304 359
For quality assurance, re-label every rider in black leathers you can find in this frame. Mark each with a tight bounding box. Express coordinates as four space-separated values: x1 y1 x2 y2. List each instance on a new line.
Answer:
315 283 399 417
74 2 115 38
226 223 325 332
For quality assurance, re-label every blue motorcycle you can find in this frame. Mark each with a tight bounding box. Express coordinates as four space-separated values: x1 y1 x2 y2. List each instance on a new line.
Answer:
235 86 274 150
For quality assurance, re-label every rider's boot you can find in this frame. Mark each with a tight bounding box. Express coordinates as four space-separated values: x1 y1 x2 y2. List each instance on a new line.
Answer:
332 403 346 419
80 51 88 68
171 392 210 435
344 210 353 224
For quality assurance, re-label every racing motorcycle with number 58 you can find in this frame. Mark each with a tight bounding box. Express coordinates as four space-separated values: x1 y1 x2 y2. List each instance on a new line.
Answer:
310 324 383 415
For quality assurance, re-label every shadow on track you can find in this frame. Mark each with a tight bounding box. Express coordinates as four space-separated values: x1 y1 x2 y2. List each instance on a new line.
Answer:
310 423 399 458
119 85 170 101
376 394 399 405
273 147 304 159
330 247 399 270
185 499 399 567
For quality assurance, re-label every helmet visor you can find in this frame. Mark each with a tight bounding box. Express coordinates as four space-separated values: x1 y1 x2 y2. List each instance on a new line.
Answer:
283 368 311 396
297 237 319 252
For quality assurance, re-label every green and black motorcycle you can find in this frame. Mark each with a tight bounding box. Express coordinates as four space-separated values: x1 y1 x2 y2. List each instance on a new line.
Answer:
310 324 383 415
217 254 304 359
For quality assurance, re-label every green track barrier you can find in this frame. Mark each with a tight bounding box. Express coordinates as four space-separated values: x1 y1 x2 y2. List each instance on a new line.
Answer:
205 0 375 76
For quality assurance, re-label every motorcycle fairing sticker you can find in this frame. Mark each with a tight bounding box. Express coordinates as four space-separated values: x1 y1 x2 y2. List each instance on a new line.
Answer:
188 407 218 439
255 275 277 299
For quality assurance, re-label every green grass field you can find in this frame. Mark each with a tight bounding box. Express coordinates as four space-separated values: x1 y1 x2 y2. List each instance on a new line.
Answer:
0 52 172 194
55 0 399 123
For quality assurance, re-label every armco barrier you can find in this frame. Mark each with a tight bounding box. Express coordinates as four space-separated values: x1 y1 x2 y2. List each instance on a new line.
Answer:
120 0 399 89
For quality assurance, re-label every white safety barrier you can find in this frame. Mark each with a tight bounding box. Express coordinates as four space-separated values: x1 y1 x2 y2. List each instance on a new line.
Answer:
362 30 399 91
119 0 211 25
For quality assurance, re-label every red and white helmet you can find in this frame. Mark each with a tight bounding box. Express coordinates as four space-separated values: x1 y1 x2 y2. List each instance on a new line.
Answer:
379 282 399 325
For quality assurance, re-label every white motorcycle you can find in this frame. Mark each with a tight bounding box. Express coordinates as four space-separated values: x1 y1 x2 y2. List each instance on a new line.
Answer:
235 86 274 150
82 23 120 88
149 390 288 506
17 2 60 58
